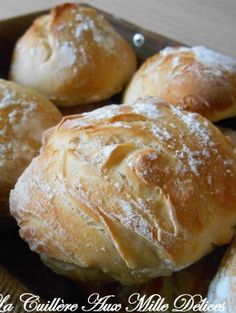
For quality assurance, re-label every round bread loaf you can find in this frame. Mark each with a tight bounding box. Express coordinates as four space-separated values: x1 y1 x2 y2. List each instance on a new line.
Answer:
9 3 137 107
0 79 62 214
123 46 236 122
10 97 236 285
208 238 236 312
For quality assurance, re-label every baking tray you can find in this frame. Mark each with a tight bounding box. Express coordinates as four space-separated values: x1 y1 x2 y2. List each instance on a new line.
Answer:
0 4 233 312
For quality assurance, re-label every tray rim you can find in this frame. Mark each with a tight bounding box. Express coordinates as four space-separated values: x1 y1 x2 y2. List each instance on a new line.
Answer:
0 3 182 47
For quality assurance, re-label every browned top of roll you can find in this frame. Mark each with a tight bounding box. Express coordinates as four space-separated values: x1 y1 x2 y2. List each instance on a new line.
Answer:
10 97 236 285
9 3 137 107
124 46 236 122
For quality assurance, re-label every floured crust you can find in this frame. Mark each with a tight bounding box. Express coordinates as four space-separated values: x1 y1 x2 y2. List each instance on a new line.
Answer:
208 238 236 312
0 79 62 213
124 46 236 122
10 97 236 285
9 3 137 107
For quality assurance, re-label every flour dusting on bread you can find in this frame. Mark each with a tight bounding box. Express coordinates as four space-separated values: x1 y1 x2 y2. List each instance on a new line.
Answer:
10 97 236 284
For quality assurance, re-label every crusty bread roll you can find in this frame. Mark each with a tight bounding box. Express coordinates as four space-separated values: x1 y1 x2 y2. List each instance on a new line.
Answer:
207 238 236 313
124 46 236 122
9 3 137 107
10 97 236 285
0 79 62 214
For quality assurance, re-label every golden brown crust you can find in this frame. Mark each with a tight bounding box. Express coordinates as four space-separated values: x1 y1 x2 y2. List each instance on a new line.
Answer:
123 46 236 122
9 3 137 107
0 79 62 215
10 97 236 285
208 238 236 312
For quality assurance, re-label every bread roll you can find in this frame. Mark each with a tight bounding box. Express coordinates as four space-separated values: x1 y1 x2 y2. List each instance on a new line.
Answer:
0 79 62 214
124 46 236 122
9 3 137 107
10 97 236 285
207 238 236 312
